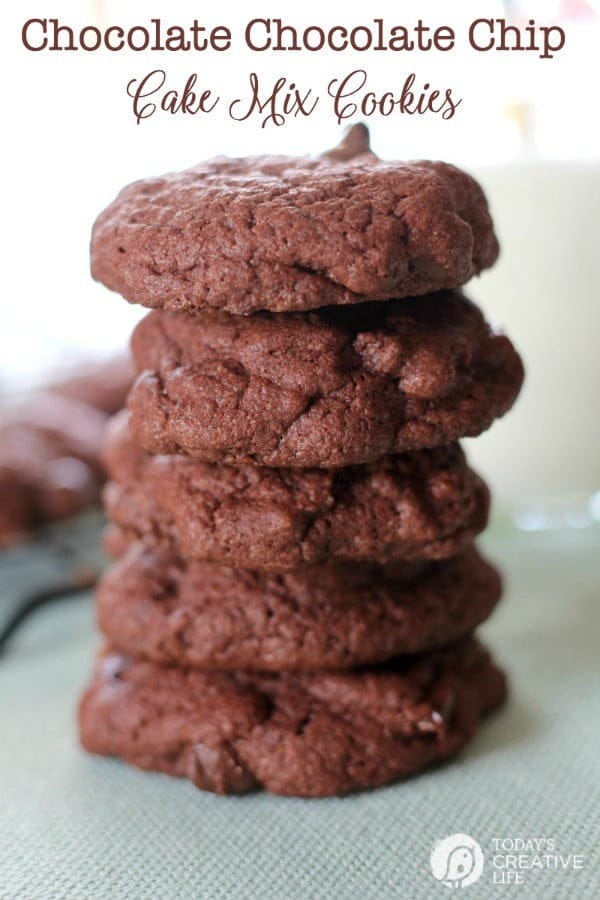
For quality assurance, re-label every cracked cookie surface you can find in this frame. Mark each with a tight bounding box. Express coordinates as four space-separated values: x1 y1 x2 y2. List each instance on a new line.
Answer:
103 412 489 570
91 127 498 315
128 292 523 467
96 543 501 670
79 638 506 796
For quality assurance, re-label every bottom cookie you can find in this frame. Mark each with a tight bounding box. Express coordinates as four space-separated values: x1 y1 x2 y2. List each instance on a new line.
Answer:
79 639 506 797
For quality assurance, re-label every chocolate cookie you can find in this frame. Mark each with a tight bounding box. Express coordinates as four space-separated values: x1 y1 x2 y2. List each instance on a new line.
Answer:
79 638 506 797
97 543 501 670
102 522 133 559
103 413 489 570
49 353 135 415
128 293 523 467
0 394 107 546
91 126 498 316
0 464 33 547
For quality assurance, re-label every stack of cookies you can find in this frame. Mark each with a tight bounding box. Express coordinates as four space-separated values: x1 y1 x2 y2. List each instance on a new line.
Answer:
79 126 523 797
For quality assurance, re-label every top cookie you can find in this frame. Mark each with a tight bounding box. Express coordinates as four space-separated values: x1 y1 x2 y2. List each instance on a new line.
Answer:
91 125 498 315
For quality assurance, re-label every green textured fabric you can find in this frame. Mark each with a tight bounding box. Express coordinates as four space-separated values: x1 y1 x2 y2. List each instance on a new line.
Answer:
1 525 599 899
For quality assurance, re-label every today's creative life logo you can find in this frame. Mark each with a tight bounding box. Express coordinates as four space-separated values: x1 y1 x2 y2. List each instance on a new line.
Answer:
430 834 485 889
429 834 585 888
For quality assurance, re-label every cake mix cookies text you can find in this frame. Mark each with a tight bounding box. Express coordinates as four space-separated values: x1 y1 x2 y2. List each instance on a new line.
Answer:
126 70 459 126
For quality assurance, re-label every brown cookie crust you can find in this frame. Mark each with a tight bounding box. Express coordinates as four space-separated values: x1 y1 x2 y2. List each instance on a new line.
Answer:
96 543 501 670
91 128 498 316
128 293 523 467
79 639 506 797
103 413 489 570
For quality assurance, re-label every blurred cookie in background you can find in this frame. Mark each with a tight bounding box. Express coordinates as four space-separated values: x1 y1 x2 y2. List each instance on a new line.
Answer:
48 353 135 416
0 354 134 547
0 393 106 547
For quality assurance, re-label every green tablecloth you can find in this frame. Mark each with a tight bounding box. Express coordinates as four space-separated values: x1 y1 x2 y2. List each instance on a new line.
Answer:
1 524 599 899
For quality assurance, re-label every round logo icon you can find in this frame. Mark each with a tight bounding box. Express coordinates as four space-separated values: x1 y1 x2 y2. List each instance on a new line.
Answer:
430 834 484 889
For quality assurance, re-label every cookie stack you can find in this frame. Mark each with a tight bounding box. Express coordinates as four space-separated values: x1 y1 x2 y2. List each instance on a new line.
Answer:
79 126 523 797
